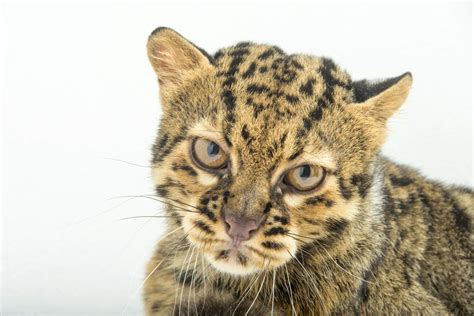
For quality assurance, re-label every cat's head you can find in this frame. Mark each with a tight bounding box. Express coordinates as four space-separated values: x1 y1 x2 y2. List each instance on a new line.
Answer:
147 27 411 275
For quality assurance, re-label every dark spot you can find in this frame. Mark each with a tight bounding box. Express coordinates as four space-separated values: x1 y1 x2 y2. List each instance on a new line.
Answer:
306 196 334 207
261 241 284 249
351 174 372 198
242 62 257 79
241 125 250 140
158 133 168 149
338 177 353 200
452 201 471 232
194 220 214 234
273 215 289 225
390 175 413 187
263 202 272 213
264 227 288 236
275 69 297 84
325 218 348 235
258 49 275 60
151 301 161 312
357 271 370 303
155 187 168 197
217 249 230 259
214 50 224 60
279 133 288 146
201 197 210 205
155 134 186 162
223 77 235 87
211 195 218 201
299 78 316 96
222 90 236 110
285 94 299 104
291 59 304 70
172 164 198 177
247 84 270 94
237 253 248 265
176 269 194 286
259 66 268 73
200 207 216 222
223 191 230 204
235 42 252 48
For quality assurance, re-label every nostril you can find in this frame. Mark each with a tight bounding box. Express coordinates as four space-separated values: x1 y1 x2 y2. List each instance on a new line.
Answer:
248 228 257 237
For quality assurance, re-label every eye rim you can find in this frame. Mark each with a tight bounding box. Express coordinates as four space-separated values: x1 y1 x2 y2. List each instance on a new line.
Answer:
279 164 327 194
189 137 229 174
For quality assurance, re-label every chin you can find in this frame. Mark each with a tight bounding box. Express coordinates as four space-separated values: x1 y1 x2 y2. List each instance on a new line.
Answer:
205 250 261 276
201 244 293 276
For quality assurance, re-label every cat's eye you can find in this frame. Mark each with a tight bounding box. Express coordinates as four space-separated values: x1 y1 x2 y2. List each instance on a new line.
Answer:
190 137 228 171
283 164 326 192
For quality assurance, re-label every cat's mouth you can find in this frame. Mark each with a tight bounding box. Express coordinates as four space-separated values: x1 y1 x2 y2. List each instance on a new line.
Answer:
189 235 290 276
203 244 264 275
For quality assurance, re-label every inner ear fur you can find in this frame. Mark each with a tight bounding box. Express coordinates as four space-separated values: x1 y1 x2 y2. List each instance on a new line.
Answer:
147 27 213 87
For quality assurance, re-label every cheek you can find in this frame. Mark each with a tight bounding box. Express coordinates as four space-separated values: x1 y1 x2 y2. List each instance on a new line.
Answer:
196 171 219 186
283 194 306 208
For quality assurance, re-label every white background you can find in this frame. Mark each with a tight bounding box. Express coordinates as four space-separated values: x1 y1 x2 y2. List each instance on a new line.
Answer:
1 1 472 315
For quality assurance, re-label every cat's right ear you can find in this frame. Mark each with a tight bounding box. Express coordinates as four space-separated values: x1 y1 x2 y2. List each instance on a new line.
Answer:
147 27 213 91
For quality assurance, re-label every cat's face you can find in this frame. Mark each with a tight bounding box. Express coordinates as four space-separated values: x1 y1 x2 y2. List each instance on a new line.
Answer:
147 27 411 275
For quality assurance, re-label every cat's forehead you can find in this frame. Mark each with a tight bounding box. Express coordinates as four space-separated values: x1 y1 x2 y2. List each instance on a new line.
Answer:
213 42 353 112
209 43 353 168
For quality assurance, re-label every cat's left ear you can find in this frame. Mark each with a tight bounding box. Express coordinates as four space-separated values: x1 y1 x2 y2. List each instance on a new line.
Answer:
348 72 412 123
147 27 213 90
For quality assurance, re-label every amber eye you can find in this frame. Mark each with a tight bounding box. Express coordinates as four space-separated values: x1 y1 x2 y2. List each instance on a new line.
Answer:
283 164 325 192
190 137 228 171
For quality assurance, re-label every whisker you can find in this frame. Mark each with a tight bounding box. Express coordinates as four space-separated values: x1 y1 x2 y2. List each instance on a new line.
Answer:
117 215 176 221
109 195 199 214
188 245 200 316
244 267 267 316
179 246 196 316
121 225 189 315
173 243 194 316
284 264 297 316
140 194 202 212
271 268 276 316
231 270 262 316
287 250 327 314
286 232 375 285
68 196 138 228
104 157 151 168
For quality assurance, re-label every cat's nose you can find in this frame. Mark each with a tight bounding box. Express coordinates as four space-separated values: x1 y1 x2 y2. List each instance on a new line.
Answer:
224 213 264 247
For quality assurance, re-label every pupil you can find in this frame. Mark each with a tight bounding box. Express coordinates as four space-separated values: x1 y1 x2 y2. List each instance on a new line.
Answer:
299 165 311 178
207 142 220 156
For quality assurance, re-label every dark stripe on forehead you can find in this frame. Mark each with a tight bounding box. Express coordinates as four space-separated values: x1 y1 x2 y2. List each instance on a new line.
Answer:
220 45 251 143
242 62 257 79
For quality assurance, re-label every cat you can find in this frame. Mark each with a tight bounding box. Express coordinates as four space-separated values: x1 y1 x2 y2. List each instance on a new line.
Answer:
142 27 473 315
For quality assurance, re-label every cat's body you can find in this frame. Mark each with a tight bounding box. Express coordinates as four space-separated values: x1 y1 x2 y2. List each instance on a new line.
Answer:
142 27 473 315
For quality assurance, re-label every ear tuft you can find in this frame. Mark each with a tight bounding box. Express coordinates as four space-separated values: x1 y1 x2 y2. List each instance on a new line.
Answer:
349 72 413 122
147 27 212 87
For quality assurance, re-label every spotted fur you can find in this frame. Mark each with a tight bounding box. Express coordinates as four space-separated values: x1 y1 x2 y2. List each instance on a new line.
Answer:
143 27 473 315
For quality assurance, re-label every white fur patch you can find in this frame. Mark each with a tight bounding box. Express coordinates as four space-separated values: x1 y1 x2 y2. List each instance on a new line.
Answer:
197 171 218 186
283 194 306 208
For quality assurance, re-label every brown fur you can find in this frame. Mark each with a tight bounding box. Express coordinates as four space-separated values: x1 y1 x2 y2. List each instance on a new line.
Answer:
143 27 473 315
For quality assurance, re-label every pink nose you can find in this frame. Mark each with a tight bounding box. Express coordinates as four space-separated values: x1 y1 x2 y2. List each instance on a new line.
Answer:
224 213 263 247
